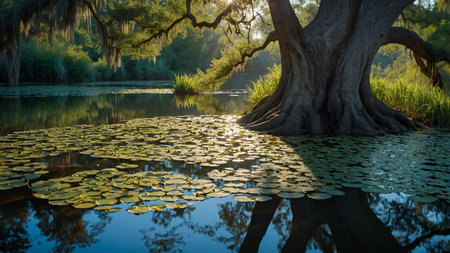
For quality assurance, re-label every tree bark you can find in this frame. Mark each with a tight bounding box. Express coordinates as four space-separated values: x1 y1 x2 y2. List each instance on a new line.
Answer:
239 0 425 136
6 45 20 85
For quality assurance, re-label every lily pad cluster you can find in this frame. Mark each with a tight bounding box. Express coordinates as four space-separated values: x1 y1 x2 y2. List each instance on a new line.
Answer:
0 115 449 214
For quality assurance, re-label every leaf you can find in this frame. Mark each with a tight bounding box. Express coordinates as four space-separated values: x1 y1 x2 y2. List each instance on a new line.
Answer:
307 192 331 200
73 202 96 209
208 191 230 198
127 205 152 214
233 195 255 202
277 192 304 199
120 195 140 203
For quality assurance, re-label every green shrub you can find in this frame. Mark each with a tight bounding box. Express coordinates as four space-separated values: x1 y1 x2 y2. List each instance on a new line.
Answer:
20 40 68 82
172 74 198 95
246 64 281 107
371 77 450 127
245 62 449 127
61 45 95 82
93 59 112 80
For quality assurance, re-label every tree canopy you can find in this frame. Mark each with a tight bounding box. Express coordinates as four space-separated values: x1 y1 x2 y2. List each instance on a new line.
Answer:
1 0 448 86
1 0 449 135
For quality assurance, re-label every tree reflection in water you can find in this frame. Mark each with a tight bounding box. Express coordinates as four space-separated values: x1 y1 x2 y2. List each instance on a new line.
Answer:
0 197 112 253
1 124 448 252
141 208 195 253
137 188 447 253
239 188 448 253
0 193 31 252
33 205 112 253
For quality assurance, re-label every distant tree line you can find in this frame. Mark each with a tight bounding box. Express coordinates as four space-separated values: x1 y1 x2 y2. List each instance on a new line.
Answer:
0 27 223 83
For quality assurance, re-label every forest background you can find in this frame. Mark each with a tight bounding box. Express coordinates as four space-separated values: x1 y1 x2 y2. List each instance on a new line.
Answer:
0 1 448 92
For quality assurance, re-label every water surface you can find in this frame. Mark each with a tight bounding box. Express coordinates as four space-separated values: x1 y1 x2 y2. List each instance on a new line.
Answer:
0 83 448 253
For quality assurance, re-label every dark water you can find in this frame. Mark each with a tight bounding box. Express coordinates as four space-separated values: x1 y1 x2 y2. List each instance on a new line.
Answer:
0 83 448 253
0 83 247 135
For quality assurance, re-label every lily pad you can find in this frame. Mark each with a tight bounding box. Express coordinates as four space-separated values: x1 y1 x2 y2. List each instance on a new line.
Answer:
277 192 305 199
73 202 96 209
307 192 332 200
160 196 182 202
233 195 255 202
96 198 118 205
127 205 152 214
120 195 141 203
410 195 438 203
208 191 230 198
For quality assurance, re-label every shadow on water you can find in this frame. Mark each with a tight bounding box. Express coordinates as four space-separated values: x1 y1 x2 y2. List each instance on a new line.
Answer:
237 135 449 253
0 137 448 252
240 189 448 253
0 85 448 252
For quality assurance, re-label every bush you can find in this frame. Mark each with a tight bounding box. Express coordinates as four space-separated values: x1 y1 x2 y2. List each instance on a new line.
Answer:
371 77 450 127
61 45 96 82
172 74 197 95
246 64 281 107
245 61 449 127
93 59 112 80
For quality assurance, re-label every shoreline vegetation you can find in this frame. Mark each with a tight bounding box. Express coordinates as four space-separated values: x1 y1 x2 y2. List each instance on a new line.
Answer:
172 74 198 95
246 63 450 128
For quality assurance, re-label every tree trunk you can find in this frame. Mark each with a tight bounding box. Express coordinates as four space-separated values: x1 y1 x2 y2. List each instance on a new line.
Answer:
239 0 422 135
6 45 20 85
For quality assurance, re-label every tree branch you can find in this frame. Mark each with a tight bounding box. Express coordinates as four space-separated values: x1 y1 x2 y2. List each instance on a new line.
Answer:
382 26 449 87
383 27 449 63
233 31 277 68
133 2 233 48
403 228 450 252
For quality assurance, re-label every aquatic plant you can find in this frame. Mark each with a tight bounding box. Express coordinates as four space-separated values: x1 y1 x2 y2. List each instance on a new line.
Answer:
0 116 448 215
172 74 198 95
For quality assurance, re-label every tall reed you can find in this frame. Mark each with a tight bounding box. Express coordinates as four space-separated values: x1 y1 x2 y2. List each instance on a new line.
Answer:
246 64 449 127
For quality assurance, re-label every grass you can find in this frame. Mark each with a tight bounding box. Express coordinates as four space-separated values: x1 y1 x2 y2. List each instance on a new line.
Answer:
172 74 198 95
246 64 281 107
246 64 450 127
371 77 450 127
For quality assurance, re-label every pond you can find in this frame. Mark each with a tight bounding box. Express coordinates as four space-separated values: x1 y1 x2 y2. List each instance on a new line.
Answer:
0 82 449 253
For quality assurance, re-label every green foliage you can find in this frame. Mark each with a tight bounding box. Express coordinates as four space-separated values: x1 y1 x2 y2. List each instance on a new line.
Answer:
246 64 281 107
16 39 96 83
0 26 222 83
92 59 112 81
172 74 198 95
62 45 96 82
161 29 221 74
73 27 103 61
402 3 450 53
371 78 450 127
246 60 449 127
371 56 450 127
380 2 450 86
191 38 275 92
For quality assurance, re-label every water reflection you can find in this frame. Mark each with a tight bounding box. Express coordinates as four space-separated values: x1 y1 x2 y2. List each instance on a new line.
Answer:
0 91 247 135
0 189 31 252
0 192 111 253
0 154 448 252
0 85 448 252
239 189 449 253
